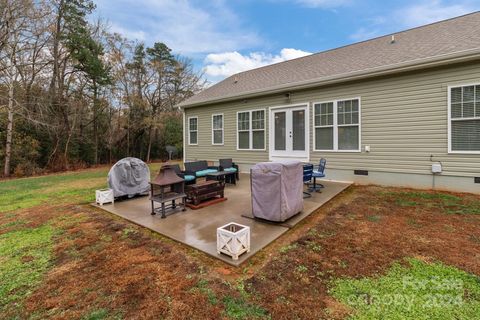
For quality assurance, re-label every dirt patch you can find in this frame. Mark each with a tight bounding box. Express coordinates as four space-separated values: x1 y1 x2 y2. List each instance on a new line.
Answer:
245 185 480 319
3 184 480 319
22 208 234 319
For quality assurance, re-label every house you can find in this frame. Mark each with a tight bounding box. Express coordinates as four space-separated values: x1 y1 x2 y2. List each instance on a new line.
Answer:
178 12 480 194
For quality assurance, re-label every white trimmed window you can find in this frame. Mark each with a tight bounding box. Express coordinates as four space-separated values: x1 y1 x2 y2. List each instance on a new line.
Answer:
237 110 265 150
314 98 360 151
188 117 198 145
212 114 224 145
449 84 480 153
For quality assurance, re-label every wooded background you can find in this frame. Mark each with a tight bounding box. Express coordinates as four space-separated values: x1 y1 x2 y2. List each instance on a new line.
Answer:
0 0 205 177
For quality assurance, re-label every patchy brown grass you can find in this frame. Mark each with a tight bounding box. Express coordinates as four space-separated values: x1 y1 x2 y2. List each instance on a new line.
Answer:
2 183 480 319
15 207 237 320
245 185 480 319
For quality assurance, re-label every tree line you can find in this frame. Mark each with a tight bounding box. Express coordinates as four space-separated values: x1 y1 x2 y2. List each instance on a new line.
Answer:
0 0 205 177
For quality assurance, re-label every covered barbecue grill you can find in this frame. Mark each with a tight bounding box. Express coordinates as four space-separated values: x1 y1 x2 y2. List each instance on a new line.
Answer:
108 157 150 198
250 161 304 222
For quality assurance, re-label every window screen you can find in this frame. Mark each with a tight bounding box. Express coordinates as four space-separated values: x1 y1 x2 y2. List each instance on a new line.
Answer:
450 85 480 152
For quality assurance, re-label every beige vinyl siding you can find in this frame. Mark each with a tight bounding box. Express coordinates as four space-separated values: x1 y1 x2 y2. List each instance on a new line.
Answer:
184 61 480 177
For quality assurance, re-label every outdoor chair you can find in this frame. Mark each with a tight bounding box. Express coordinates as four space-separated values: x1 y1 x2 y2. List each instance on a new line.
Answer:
219 158 240 180
170 164 196 185
303 163 314 198
310 158 326 192
184 160 219 178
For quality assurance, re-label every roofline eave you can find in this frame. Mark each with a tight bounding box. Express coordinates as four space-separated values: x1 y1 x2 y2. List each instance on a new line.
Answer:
178 48 480 109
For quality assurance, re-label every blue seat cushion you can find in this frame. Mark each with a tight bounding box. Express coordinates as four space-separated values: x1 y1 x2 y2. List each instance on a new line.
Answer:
224 167 237 173
184 175 195 181
313 170 325 178
196 169 218 177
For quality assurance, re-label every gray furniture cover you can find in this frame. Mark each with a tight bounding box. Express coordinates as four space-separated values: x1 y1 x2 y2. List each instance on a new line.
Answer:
251 161 304 222
108 157 151 197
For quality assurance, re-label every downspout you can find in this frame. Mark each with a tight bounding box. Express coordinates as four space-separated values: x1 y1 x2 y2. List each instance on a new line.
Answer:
181 107 186 162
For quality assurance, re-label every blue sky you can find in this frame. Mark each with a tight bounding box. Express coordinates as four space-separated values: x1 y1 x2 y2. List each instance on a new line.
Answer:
94 0 480 83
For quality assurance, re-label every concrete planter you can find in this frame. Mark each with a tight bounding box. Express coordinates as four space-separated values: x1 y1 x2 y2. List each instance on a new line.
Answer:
96 188 114 206
217 222 250 260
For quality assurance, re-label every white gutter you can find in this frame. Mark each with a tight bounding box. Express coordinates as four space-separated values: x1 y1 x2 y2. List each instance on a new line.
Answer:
179 48 480 109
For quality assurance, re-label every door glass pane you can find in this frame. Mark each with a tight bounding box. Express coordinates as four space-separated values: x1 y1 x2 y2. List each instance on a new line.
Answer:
274 112 286 150
292 110 305 151
252 131 264 149
338 126 359 150
238 132 249 149
315 127 333 150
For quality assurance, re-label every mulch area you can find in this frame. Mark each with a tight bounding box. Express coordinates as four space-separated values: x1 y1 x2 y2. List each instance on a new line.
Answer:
245 185 480 319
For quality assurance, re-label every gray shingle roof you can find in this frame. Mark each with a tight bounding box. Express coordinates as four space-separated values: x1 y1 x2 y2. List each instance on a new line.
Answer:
180 12 480 108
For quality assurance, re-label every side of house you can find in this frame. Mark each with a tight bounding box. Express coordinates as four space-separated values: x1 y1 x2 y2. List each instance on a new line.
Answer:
183 61 480 194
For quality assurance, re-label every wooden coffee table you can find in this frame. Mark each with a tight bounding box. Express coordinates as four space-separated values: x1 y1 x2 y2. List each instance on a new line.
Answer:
185 180 224 206
206 171 236 185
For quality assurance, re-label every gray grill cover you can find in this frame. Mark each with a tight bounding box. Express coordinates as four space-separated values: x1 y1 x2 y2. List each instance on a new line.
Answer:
108 157 151 197
251 161 303 222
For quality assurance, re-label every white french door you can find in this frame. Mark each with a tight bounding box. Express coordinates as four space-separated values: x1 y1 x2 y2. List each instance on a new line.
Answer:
269 104 309 161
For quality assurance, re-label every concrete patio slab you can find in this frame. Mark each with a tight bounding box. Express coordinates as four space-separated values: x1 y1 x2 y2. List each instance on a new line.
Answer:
93 174 351 266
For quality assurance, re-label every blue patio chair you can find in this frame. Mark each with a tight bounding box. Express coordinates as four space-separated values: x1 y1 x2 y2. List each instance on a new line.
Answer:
310 158 326 192
303 163 314 198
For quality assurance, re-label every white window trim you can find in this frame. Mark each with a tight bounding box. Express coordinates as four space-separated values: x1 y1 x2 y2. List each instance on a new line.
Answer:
448 83 480 154
312 97 362 153
187 116 198 146
211 113 224 145
236 108 266 151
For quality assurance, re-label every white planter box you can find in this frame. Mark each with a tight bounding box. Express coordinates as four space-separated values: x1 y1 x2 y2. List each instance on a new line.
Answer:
96 188 114 206
217 223 250 260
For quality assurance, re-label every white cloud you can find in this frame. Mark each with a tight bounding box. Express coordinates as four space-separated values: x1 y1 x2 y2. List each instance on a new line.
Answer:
203 48 312 78
96 0 261 54
399 0 474 28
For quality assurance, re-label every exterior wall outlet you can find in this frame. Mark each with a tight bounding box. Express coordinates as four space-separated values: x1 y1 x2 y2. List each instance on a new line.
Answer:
365 145 371 152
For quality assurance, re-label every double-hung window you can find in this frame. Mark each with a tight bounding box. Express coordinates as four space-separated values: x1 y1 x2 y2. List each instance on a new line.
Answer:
449 84 480 153
314 98 360 151
237 110 265 150
188 117 198 145
212 114 224 145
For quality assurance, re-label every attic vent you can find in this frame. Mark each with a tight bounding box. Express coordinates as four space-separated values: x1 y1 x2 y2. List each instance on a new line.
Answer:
233 76 238 84
390 35 396 44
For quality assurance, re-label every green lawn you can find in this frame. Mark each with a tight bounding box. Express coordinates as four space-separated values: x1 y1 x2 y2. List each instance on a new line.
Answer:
331 258 480 320
0 163 163 213
0 166 479 319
